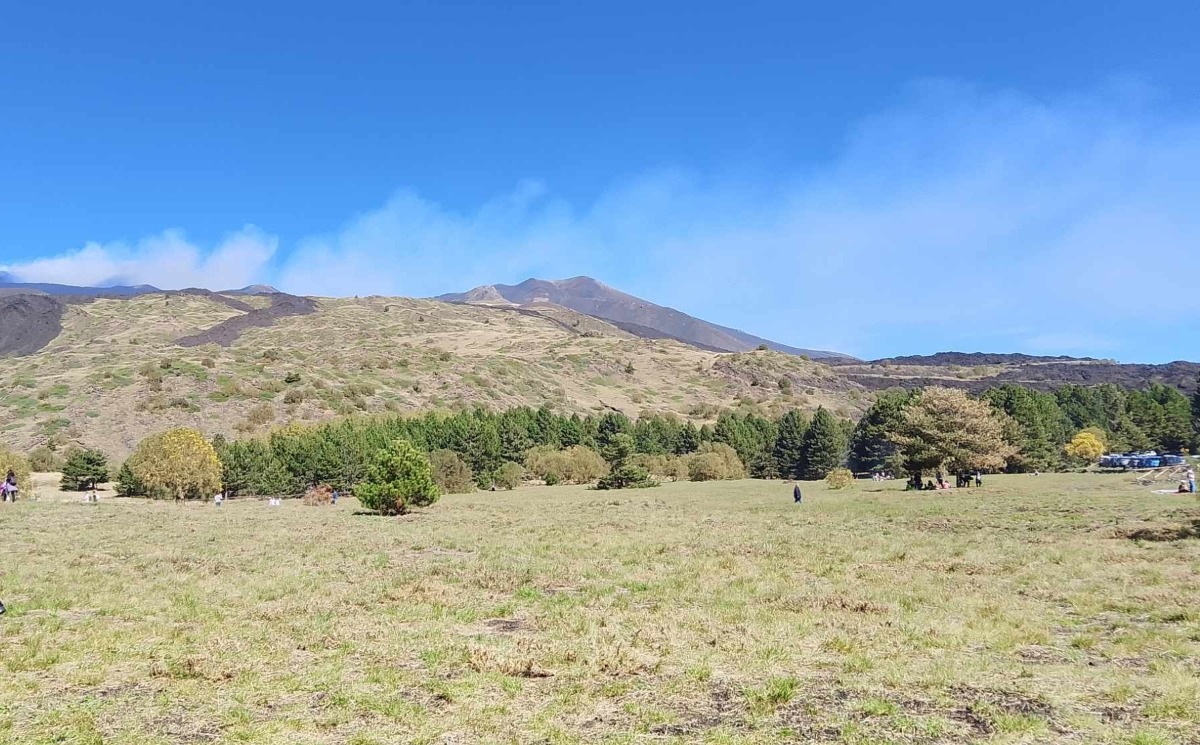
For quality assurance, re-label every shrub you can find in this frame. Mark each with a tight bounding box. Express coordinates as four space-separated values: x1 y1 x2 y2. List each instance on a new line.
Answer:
354 440 440 515
525 445 608 485
631 454 687 481
60 448 109 490
302 484 333 506
0 448 32 494
494 461 524 490
246 404 275 427
126 428 222 501
282 388 306 405
687 453 728 482
28 445 63 472
824 467 854 490
430 449 475 494
697 442 746 479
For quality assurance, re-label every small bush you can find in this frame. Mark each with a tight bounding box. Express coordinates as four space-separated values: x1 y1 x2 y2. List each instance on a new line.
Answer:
825 467 854 490
355 440 440 516
494 462 524 490
246 404 274 427
696 442 746 479
0 448 32 494
524 445 608 485
302 484 333 506
687 452 729 482
282 388 306 405
430 449 475 494
28 446 63 472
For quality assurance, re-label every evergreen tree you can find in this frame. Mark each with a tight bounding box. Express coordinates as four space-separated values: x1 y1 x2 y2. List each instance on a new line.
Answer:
354 439 439 515
847 390 910 474
798 407 846 480
1192 374 1200 451
983 384 1070 472
773 409 810 479
595 412 632 452
675 422 701 454
59 448 109 490
595 433 656 490
498 414 533 462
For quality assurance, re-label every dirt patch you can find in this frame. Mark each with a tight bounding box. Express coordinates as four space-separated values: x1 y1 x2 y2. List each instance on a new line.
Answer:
0 294 64 357
483 617 526 634
176 294 317 347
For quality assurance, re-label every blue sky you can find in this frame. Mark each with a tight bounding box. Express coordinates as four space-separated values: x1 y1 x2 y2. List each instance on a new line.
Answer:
2 2 1199 362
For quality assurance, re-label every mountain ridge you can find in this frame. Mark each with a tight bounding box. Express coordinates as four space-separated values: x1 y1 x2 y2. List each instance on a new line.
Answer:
438 276 853 360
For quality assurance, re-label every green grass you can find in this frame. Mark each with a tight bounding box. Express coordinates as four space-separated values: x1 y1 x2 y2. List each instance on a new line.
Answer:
0 473 1196 743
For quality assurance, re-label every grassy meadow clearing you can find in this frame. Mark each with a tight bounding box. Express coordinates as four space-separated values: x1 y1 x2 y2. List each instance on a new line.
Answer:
0 473 1198 744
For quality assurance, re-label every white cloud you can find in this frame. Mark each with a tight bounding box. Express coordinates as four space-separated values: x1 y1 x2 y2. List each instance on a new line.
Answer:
2 226 277 290
271 80 1200 358
6 80 1200 360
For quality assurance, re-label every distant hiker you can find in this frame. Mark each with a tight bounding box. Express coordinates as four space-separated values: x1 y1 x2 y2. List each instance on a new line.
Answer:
214 492 224 507
935 470 945 489
1188 468 1196 494
975 472 982 487
793 484 802 504
331 489 339 505
88 489 98 503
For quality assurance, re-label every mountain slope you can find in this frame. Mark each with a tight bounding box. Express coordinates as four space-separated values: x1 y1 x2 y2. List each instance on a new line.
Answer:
829 352 1200 394
437 277 852 359
0 291 862 457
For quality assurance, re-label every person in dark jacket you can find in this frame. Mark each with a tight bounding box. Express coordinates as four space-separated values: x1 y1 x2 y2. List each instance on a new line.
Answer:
793 484 802 504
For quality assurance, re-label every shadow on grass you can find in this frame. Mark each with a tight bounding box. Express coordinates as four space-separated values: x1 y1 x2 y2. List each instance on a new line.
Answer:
1120 519 1200 542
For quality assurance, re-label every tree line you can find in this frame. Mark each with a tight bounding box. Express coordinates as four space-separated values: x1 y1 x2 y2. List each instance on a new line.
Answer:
199 405 857 497
7 376 1196 502
849 380 1200 475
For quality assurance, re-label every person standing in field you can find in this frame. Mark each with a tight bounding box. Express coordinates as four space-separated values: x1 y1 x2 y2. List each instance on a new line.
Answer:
1188 467 1196 494
793 484 802 504
3 470 18 502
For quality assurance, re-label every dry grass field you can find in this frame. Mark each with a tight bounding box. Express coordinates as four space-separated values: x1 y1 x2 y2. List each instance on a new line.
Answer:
1 473 1197 744
0 294 862 458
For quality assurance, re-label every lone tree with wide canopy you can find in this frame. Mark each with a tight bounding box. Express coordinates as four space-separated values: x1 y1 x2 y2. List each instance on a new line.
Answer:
890 386 1015 478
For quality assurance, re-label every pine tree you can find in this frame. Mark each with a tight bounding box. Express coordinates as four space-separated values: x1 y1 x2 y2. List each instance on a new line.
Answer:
595 433 656 490
675 422 700 455
59 448 109 490
1192 374 1200 451
354 439 440 515
798 407 846 480
847 390 910 474
773 409 809 479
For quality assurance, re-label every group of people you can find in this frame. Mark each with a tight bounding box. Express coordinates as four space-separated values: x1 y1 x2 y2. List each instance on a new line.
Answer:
2 470 18 502
870 471 895 481
906 470 982 491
